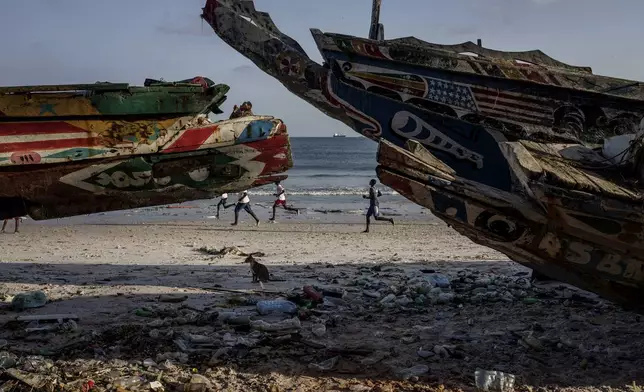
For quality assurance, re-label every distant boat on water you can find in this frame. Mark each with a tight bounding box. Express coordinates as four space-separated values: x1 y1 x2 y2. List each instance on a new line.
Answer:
333 133 346 138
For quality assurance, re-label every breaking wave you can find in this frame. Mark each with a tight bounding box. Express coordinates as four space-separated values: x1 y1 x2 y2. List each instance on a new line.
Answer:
249 187 398 196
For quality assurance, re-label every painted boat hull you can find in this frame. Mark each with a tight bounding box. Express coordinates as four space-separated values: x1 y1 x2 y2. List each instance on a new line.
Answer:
0 116 292 220
0 78 229 166
203 0 644 308
376 139 644 311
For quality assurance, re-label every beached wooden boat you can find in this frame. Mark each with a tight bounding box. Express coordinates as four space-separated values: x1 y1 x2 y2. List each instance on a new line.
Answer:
203 0 644 308
377 139 644 311
0 77 293 219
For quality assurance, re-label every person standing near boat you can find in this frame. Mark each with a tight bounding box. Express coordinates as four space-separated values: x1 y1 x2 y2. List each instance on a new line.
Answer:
1 217 20 234
363 179 394 233
231 190 260 227
269 180 299 222
215 193 234 219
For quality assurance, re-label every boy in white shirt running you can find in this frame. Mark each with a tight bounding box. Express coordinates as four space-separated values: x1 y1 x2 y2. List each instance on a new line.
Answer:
232 190 260 226
269 180 299 222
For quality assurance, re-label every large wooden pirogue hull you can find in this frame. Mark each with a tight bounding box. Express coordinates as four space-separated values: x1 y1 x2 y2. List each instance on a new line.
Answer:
204 0 644 308
0 116 292 220
377 139 644 311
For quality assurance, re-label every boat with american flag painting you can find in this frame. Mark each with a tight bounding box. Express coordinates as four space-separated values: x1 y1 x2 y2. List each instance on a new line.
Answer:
0 77 293 219
203 0 644 310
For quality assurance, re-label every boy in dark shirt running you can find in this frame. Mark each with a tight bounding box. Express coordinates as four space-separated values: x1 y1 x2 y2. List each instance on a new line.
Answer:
215 193 234 219
363 179 394 233
231 190 260 227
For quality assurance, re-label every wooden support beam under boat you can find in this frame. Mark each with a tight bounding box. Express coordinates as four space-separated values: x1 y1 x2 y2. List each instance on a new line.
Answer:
368 0 383 40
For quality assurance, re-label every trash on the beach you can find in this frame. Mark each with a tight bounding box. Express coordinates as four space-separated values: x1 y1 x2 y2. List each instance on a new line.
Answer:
251 317 301 332
195 245 265 258
474 369 516 392
16 313 79 333
312 324 326 337
150 380 165 392
186 374 212 392
397 364 429 380
363 290 381 299
309 356 339 372
113 375 145 389
218 311 252 326
256 299 297 315
520 333 543 351
6 368 47 389
436 292 455 304
158 294 188 303
11 291 47 311
523 297 539 305
433 345 450 358
134 308 156 318
426 273 450 288
303 286 323 302
174 336 217 353
0 352 17 369
379 293 396 304
143 358 157 367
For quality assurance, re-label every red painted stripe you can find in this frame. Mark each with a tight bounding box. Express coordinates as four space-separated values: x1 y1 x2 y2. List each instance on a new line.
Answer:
162 125 217 153
0 121 88 136
470 87 549 106
0 137 103 153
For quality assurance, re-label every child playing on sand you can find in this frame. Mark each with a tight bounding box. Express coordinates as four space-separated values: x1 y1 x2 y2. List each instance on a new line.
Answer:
363 179 394 233
269 180 299 222
1 217 20 233
215 193 234 219
232 190 260 226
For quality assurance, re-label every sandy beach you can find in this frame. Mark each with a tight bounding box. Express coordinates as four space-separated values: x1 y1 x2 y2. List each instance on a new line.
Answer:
0 219 642 391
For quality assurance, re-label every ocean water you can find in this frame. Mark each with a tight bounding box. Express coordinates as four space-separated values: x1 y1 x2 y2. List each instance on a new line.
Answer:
38 137 431 225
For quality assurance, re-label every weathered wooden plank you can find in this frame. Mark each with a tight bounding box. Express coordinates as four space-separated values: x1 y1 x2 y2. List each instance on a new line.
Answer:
17 314 79 322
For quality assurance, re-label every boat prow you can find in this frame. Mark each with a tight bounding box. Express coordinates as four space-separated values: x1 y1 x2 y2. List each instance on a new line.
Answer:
376 139 644 312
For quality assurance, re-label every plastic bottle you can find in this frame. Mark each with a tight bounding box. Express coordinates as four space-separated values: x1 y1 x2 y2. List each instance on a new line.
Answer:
474 369 516 392
426 274 450 288
256 300 297 315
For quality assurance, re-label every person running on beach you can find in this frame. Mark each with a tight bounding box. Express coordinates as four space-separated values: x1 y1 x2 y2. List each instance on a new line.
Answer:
363 179 394 233
215 193 234 219
232 190 260 226
1 217 20 233
269 180 299 222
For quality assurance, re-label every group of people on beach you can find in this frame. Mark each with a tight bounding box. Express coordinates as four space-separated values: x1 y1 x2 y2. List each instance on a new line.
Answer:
215 180 299 226
217 178 394 233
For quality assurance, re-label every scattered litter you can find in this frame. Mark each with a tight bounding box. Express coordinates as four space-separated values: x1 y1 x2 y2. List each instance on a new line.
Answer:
475 369 516 392
309 356 339 372
196 246 265 258
158 294 188 303
256 299 297 315
397 364 429 380
11 291 47 311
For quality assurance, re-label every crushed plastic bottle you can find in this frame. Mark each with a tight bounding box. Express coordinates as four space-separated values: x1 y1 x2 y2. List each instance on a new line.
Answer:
11 291 47 311
426 273 450 288
250 317 301 332
474 369 516 392
398 364 429 380
112 376 145 389
256 300 297 315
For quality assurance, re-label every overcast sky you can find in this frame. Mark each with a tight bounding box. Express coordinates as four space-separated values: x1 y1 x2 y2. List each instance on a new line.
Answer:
1 0 642 137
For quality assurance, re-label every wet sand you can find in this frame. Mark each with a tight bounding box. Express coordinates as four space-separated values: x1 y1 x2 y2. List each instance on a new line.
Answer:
0 219 642 391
